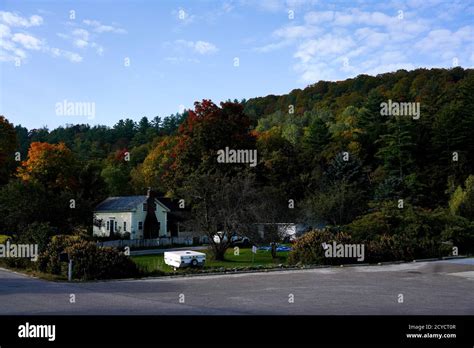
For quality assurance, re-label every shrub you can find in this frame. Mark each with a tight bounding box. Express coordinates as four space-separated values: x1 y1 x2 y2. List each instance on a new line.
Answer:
288 229 352 265
64 241 139 280
38 235 139 280
347 204 470 262
1 223 54 270
0 234 10 244
18 222 56 253
439 215 474 255
449 175 474 220
37 235 83 274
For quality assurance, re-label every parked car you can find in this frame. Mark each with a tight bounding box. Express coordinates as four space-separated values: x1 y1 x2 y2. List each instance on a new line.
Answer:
164 250 206 269
212 232 251 246
258 244 292 252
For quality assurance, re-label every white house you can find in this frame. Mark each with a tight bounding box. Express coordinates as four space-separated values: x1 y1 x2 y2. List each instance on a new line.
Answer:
93 192 171 240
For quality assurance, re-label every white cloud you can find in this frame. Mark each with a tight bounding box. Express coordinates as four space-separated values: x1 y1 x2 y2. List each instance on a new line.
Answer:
294 61 336 82
257 0 284 12
74 39 88 48
305 9 400 28
91 42 104 56
255 40 291 53
0 11 91 64
194 40 218 54
0 23 11 38
172 40 218 55
0 48 25 62
304 11 334 23
50 47 83 63
273 25 319 39
355 28 390 47
12 33 43 50
0 37 15 51
83 19 127 34
256 4 473 83
415 26 473 53
0 11 44 61
294 35 356 63
72 28 90 48
72 28 89 41
241 0 320 13
363 63 416 76
0 11 43 27
255 24 321 53
221 2 235 13
58 25 109 56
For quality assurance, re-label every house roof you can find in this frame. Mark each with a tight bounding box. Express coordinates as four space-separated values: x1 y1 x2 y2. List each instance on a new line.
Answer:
158 197 184 211
94 196 147 212
94 195 173 212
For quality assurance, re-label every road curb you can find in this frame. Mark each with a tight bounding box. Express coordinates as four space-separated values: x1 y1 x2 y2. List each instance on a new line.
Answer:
132 255 471 281
2 255 471 283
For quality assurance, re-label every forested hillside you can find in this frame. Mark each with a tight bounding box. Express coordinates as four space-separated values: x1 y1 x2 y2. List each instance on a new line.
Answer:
1 67 473 259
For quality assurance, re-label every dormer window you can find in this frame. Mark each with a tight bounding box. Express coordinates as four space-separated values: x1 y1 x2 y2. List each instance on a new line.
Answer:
143 203 147 211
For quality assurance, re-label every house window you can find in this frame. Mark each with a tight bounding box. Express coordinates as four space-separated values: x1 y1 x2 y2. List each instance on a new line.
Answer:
106 221 110 230
115 221 118 230
123 221 127 231
138 221 143 230
143 203 147 211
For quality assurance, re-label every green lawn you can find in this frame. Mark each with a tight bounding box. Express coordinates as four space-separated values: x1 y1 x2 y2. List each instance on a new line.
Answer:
132 247 289 275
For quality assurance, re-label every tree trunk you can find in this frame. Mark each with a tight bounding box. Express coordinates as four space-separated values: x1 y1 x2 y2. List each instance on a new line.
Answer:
271 242 277 260
211 244 227 261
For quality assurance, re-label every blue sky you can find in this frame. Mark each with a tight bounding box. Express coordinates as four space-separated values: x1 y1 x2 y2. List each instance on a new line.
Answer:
1 0 473 129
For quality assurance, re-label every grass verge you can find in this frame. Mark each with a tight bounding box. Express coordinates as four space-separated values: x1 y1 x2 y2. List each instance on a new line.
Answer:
132 247 289 275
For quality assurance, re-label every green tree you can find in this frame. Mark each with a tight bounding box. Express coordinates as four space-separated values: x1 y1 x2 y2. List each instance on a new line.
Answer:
179 173 262 261
376 116 415 180
0 116 17 185
101 163 130 196
449 175 474 220
303 153 367 226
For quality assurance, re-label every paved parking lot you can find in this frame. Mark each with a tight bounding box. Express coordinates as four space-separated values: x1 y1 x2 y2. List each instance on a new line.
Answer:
0 259 473 315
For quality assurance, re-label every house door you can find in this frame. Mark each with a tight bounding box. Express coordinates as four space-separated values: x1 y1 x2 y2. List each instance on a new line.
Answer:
109 219 115 236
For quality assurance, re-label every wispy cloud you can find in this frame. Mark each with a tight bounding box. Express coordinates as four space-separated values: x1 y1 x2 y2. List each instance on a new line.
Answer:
11 33 43 50
0 11 122 64
255 3 473 83
82 19 127 34
0 11 43 27
50 47 83 63
57 18 126 58
0 11 46 62
170 39 218 55
72 28 90 48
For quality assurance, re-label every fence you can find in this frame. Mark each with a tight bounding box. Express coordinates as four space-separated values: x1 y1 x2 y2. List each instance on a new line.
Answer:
97 237 195 249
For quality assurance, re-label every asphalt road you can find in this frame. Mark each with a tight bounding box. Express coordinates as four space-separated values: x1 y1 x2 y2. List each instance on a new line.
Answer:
0 259 473 315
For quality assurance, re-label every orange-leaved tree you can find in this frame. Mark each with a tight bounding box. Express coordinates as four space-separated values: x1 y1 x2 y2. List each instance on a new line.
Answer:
17 142 77 190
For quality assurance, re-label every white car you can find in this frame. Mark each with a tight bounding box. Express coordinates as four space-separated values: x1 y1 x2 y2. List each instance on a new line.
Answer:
164 250 206 269
213 232 250 246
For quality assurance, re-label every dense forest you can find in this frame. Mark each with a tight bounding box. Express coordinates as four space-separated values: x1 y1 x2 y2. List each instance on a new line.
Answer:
1 67 473 261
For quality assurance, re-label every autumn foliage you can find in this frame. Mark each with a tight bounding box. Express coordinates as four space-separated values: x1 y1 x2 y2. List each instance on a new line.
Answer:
17 142 77 190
